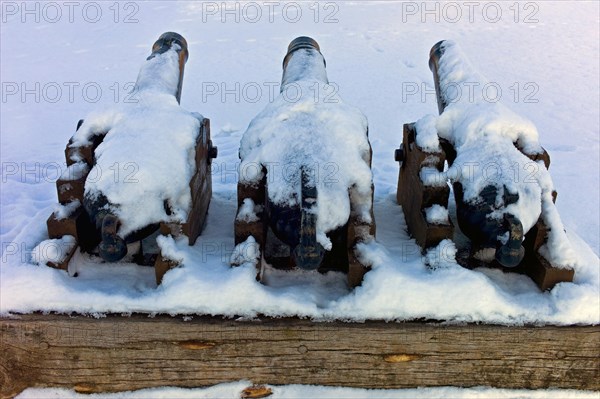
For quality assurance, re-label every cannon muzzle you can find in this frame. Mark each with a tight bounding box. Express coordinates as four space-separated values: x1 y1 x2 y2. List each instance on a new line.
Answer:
150 32 188 60
281 36 328 90
283 36 324 69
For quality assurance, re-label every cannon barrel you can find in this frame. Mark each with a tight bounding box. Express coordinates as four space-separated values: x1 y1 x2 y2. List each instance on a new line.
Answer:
143 32 189 103
428 40 448 114
85 32 189 263
429 40 526 268
266 37 329 270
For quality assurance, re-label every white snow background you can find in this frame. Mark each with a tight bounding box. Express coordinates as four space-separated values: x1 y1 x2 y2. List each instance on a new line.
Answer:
1 2 599 326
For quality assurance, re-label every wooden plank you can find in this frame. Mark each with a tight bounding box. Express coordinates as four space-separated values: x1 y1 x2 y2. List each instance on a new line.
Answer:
1 314 598 398
46 205 99 252
45 243 77 271
56 175 86 205
183 118 213 246
154 255 179 285
65 132 107 167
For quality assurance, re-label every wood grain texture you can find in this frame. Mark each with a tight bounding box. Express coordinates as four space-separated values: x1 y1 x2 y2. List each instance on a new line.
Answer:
1 314 598 398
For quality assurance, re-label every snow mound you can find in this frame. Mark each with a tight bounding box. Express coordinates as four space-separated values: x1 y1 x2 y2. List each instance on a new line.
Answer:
415 114 442 153
236 198 262 223
32 236 76 265
230 236 261 267
425 204 449 225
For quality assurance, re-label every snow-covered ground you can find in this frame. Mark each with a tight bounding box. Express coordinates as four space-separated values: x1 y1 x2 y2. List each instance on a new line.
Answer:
14 381 600 399
2 2 599 324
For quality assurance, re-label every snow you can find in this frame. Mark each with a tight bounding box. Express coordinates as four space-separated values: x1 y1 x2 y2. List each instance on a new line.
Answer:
14 382 600 399
53 200 81 220
424 204 449 225
230 236 260 266
71 45 201 237
1 2 599 328
423 239 458 270
420 166 448 187
236 198 262 222
414 114 442 153
156 235 185 264
60 162 89 181
239 46 373 249
31 235 76 265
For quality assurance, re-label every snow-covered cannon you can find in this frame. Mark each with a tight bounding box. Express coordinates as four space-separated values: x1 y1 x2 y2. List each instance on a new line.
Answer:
234 37 375 287
395 40 575 290
45 32 217 284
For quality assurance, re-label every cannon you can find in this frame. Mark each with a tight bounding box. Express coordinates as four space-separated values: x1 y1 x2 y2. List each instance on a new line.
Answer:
45 32 217 284
234 37 375 287
395 40 575 290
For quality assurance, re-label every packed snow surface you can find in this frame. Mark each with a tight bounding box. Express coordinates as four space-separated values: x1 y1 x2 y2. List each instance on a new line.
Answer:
1 2 598 326
60 162 89 181
415 114 442 153
15 381 600 399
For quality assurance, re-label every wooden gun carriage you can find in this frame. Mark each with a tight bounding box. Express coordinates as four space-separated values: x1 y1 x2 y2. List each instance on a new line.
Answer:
234 37 375 287
45 32 217 284
395 40 574 290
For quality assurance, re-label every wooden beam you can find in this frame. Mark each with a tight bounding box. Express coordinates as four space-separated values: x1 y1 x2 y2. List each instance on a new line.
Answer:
1 314 598 398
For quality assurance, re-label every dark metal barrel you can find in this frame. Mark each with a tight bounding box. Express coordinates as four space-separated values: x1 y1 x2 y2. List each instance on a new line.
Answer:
292 168 325 270
280 36 328 92
454 183 525 268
